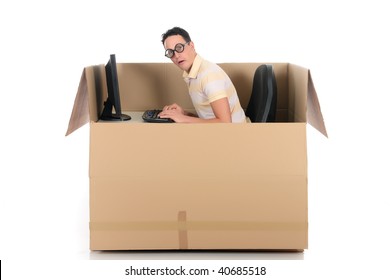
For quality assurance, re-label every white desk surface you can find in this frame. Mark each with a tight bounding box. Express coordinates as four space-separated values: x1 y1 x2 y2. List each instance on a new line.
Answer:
123 111 147 123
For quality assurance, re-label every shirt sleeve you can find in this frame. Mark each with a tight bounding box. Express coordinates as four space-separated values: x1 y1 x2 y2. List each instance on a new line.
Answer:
203 71 229 103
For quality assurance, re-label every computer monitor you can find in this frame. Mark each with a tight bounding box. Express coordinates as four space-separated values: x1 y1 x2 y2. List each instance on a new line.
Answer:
100 54 131 121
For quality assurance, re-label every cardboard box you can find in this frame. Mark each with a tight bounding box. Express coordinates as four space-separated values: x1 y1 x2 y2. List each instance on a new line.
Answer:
66 62 326 251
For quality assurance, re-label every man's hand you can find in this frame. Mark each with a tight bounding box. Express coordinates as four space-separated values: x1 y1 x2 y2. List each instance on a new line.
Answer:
162 103 185 114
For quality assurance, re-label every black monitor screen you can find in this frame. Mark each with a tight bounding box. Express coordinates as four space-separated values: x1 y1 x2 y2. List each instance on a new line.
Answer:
100 54 131 121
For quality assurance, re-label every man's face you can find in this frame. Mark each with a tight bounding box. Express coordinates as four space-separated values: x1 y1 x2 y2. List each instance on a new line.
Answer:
164 35 196 72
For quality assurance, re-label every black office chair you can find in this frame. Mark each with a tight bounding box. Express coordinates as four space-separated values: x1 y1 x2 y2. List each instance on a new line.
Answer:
246 64 277 122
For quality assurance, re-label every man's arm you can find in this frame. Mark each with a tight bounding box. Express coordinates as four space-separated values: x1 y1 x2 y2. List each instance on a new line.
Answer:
158 98 231 123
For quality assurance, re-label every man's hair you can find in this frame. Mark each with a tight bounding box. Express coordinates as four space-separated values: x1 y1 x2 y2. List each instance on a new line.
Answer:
161 27 192 45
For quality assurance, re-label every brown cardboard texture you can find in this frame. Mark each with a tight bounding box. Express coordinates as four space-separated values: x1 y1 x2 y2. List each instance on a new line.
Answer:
67 62 326 251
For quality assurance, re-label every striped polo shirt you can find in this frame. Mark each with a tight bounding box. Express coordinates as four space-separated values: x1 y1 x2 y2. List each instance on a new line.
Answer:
182 55 246 123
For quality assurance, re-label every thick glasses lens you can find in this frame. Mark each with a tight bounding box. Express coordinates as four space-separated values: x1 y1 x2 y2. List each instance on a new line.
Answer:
174 43 185 53
165 49 174 58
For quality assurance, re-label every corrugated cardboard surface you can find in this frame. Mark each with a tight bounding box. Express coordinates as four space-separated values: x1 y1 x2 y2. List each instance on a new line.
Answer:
89 123 307 250
66 61 326 250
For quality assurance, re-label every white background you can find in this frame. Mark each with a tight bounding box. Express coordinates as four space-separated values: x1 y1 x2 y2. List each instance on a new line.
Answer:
1 0 389 279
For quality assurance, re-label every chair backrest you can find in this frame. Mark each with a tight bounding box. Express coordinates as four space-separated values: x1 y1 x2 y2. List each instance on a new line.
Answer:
246 64 277 122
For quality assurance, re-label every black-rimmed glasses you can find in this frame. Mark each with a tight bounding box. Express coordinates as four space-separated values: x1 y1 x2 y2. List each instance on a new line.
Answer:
165 42 190 58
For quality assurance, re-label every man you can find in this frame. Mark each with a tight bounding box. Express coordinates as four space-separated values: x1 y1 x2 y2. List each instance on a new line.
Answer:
158 27 246 123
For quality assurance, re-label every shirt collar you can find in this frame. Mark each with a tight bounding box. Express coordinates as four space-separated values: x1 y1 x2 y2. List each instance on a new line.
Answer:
183 54 203 79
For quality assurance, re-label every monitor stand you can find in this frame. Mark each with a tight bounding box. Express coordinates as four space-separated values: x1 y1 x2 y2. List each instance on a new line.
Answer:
100 113 131 121
100 99 131 121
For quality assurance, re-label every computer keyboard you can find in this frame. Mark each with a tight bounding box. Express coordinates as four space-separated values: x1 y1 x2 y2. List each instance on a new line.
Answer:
142 109 174 123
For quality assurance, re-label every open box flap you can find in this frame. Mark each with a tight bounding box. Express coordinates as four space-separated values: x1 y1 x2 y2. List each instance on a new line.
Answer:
307 71 328 137
65 68 89 136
